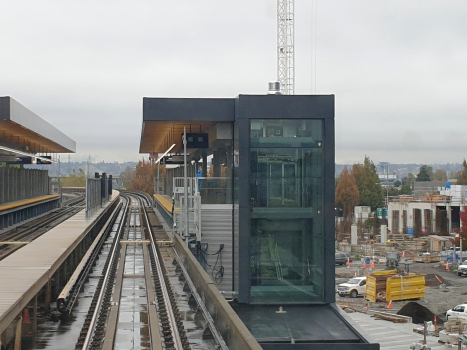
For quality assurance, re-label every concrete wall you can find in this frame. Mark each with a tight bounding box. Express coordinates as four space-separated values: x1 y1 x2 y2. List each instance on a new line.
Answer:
173 234 261 350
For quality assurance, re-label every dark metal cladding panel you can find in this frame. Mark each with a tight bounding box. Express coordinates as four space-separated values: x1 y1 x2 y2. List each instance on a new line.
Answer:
324 117 336 303
143 97 235 122
0 96 10 120
234 94 335 120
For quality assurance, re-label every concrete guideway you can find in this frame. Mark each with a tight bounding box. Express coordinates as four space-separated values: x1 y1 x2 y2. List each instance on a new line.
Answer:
0 191 120 336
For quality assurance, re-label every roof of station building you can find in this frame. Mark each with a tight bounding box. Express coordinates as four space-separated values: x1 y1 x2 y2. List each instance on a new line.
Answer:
140 97 234 154
140 95 334 154
0 96 76 154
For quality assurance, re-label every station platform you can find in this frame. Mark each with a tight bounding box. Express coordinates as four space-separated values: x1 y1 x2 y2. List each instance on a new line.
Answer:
153 194 178 228
0 191 119 334
0 194 60 231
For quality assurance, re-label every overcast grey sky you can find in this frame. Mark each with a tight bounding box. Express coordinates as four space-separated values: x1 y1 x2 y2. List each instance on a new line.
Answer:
1 1 466 164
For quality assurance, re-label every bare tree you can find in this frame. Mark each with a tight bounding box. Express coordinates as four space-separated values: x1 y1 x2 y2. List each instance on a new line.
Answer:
335 166 360 233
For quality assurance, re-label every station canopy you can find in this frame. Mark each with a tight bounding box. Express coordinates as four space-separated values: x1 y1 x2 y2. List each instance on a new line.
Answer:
140 97 234 154
0 96 76 157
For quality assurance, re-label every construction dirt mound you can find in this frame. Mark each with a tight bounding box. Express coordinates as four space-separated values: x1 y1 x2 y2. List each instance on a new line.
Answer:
397 302 435 324
425 273 451 287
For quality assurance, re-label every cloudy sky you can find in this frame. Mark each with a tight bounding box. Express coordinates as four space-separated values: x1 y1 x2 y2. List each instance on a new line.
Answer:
1 1 466 164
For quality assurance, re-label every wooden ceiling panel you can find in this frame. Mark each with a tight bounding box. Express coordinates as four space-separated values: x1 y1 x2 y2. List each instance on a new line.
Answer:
140 121 216 154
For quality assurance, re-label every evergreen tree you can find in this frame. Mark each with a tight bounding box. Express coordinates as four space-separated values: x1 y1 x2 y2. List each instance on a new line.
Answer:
457 159 467 185
400 173 415 195
416 165 432 182
352 156 384 211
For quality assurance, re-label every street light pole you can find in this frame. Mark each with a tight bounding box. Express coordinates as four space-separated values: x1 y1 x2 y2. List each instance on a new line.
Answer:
183 127 189 244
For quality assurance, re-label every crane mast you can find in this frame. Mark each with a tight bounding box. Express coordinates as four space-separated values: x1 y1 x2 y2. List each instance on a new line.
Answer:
277 0 295 95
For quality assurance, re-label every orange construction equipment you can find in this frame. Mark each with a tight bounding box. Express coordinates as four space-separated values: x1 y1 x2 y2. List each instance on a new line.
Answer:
366 304 370 312
363 261 367 268
387 300 393 309
402 251 406 258
446 262 450 271
354 271 357 277
346 258 350 267
370 260 375 269
22 308 30 324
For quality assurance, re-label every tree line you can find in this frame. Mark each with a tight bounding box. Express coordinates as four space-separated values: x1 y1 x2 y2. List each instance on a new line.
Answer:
335 157 467 223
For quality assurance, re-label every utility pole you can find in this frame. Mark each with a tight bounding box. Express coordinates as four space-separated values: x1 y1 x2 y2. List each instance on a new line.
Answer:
277 0 295 95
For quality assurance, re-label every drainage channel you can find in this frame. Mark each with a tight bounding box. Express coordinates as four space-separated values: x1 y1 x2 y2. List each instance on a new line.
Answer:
103 197 152 349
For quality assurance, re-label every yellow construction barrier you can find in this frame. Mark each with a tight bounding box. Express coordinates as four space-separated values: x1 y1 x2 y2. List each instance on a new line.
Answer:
365 270 425 302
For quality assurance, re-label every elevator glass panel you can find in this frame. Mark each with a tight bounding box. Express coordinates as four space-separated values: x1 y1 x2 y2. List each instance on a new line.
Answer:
249 119 324 303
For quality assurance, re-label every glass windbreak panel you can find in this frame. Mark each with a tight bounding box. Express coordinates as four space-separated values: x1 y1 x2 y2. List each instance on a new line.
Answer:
249 119 324 303
250 215 324 303
250 148 323 208
198 178 232 204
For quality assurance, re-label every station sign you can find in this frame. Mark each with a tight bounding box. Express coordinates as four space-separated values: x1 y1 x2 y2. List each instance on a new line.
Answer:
36 156 52 164
183 133 209 149
3 156 33 164
161 155 184 165
14 157 33 164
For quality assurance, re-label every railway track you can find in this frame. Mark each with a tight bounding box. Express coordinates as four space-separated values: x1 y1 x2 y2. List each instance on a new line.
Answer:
67 192 226 350
0 198 85 260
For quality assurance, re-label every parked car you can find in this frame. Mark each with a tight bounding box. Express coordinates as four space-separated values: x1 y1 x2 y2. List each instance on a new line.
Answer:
335 252 352 266
446 304 467 319
458 261 467 276
337 276 366 298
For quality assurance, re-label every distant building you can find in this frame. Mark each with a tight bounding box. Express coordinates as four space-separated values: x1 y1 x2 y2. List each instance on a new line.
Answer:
378 174 397 187
388 185 467 236
354 206 371 221
413 180 457 199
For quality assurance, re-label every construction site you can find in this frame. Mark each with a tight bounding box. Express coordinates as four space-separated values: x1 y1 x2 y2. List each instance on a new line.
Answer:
334 185 467 348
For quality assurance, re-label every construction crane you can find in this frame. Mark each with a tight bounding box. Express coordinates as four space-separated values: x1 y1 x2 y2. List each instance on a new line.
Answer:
277 0 294 95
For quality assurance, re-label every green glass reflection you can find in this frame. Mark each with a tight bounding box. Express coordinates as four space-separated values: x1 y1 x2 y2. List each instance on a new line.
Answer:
249 119 324 303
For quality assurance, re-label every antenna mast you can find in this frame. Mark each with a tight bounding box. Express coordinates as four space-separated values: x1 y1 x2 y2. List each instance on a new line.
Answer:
277 0 295 95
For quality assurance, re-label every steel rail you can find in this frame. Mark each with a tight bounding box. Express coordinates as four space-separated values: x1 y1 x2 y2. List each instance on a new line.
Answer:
80 198 129 350
141 196 184 350
101 195 134 350
57 201 123 313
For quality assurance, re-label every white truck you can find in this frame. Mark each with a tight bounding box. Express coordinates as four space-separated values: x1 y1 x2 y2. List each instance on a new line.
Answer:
337 276 367 298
